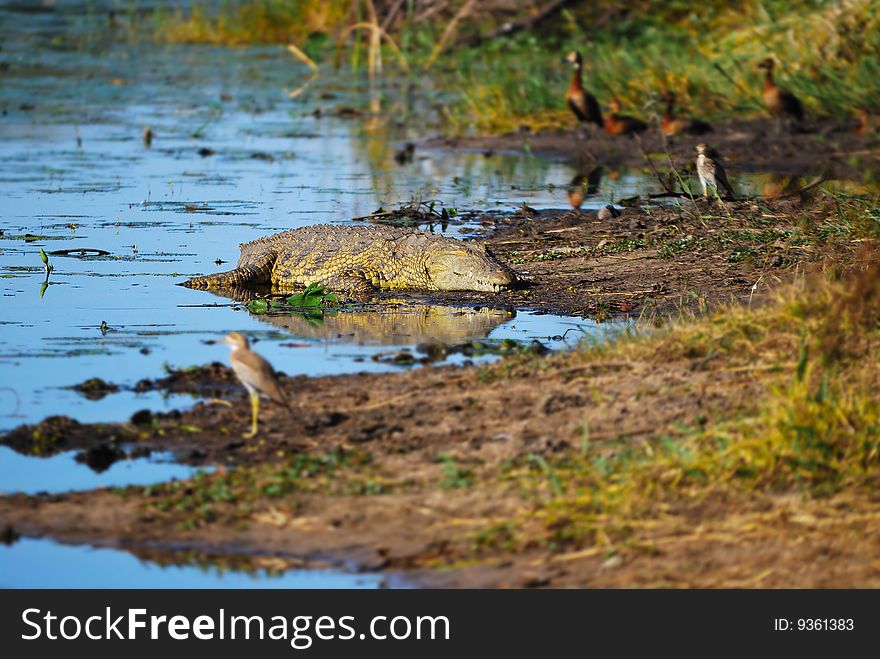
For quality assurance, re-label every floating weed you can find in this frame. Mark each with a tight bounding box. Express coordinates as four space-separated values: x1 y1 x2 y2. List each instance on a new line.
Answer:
247 283 339 316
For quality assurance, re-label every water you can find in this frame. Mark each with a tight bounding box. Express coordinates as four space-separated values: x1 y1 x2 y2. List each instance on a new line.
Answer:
0 446 207 495
0 537 387 589
0 1 794 589
0 4 643 431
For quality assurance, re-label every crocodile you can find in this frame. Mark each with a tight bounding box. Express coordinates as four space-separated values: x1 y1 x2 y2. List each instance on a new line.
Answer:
181 225 516 294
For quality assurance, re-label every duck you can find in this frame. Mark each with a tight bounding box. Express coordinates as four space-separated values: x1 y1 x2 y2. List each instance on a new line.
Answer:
757 58 803 132
604 98 647 136
564 51 603 133
660 92 712 136
853 109 875 135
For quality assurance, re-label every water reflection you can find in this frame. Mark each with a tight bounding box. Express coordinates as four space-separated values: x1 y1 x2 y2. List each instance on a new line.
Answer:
0 537 388 589
245 303 515 346
0 8 653 430
0 446 205 496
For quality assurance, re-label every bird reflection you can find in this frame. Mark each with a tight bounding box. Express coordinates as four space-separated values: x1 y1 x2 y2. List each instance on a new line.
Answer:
566 167 603 209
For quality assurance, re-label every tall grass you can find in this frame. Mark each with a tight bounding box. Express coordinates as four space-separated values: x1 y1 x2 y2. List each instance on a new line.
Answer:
441 0 880 132
147 1 880 132
153 0 350 46
479 245 880 554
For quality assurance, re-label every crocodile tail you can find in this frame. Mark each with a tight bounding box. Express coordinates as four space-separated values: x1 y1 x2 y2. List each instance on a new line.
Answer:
180 253 275 289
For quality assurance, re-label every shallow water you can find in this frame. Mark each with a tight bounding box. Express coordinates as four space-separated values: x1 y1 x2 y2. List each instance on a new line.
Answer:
0 1 810 588
0 3 647 431
0 537 387 589
0 446 207 495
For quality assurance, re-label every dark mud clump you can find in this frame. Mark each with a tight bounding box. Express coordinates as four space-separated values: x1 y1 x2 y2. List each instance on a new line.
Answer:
133 361 239 397
1 415 138 457
68 377 120 401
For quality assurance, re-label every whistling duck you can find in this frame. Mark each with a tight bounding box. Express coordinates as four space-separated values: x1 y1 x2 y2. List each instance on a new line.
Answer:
564 51 603 132
604 98 647 136
660 92 712 136
757 58 803 132
695 143 734 199
854 109 874 135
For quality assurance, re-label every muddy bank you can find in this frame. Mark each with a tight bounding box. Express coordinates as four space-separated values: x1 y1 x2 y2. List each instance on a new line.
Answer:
2 309 878 587
0 342 770 587
2 194 877 587
423 194 865 318
426 118 880 180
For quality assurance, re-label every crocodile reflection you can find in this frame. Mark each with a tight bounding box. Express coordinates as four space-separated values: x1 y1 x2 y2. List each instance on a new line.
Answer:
264 303 514 345
206 289 515 345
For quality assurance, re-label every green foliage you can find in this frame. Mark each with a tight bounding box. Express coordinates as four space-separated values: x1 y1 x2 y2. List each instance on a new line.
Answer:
438 454 475 489
245 283 339 316
286 283 339 309
439 0 880 132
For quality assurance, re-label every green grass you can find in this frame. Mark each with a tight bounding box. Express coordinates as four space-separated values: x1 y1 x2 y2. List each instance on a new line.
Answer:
145 1 880 133
440 0 880 132
152 1 349 47
463 223 880 555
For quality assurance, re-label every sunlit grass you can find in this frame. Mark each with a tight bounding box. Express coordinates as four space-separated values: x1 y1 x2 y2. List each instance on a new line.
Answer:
152 0 349 46
144 1 879 133
441 0 880 132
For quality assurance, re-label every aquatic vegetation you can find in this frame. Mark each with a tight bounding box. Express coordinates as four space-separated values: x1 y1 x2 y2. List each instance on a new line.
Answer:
246 284 340 315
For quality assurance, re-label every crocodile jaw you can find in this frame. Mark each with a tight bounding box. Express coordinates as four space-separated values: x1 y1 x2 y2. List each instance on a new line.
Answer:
425 249 517 292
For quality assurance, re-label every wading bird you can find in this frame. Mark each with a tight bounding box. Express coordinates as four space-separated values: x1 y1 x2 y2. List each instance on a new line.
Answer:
695 143 734 199
660 92 712 136
604 98 647 136
564 51 603 135
222 332 291 438
757 58 803 133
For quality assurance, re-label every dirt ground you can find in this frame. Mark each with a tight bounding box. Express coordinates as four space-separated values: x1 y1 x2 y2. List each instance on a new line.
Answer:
3 322 879 587
427 117 880 181
4 190 877 587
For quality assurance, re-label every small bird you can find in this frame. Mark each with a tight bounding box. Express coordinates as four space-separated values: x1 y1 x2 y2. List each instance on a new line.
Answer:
394 142 415 165
564 51 603 134
604 98 647 136
757 58 803 133
660 92 712 136
222 332 291 438
597 205 621 221
142 125 153 148
695 144 734 199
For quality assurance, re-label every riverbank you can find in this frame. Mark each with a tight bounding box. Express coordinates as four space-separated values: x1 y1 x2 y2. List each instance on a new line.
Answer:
427 118 880 181
2 192 878 587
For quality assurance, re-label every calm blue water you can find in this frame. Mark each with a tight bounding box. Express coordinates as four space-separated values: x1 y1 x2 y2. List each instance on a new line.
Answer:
0 446 206 495
0 4 652 430
0 538 386 589
0 0 632 588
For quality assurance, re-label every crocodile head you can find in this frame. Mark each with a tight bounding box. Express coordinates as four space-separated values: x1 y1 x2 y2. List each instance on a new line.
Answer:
424 243 516 292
